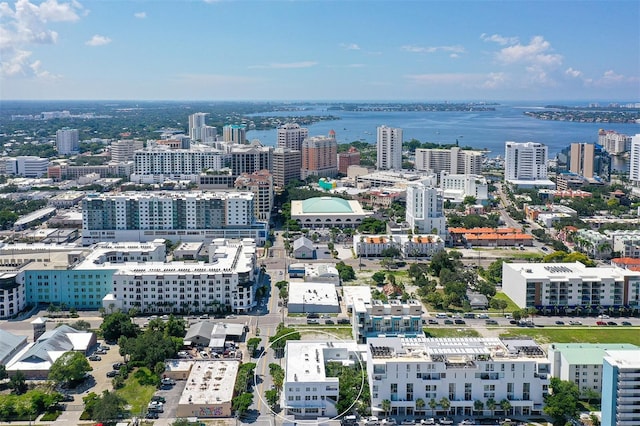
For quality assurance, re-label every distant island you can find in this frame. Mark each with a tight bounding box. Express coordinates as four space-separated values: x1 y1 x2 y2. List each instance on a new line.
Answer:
327 102 497 112
525 105 640 124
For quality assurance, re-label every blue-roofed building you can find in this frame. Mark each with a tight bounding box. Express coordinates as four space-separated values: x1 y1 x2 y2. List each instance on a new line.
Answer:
0 329 28 365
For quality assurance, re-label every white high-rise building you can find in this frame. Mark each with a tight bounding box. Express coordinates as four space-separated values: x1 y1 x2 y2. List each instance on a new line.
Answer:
376 125 403 171
630 134 640 186
504 141 548 182
277 123 309 151
414 147 483 175
223 125 247 144
56 128 79 155
602 350 640 426
110 140 144 163
405 179 446 236
189 113 217 143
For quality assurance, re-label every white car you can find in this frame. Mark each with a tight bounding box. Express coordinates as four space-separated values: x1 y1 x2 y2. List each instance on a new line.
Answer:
419 419 435 425
364 417 380 426
460 419 476 425
439 418 454 425
381 419 396 426
598 314 610 319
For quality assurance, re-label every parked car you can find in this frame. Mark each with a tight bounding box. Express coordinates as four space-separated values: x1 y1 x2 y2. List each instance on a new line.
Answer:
427 319 438 325
226 314 237 319
400 420 415 425
95 349 107 355
596 321 608 326
477 313 489 319
444 319 454 325
454 319 466 325
112 362 125 370
607 321 618 326
99 345 110 351
88 355 101 361
485 319 498 325
598 314 610 319
337 318 350 324
380 419 396 425
419 419 435 425
460 419 476 425
325 319 335 324
307 319 320 324
555 321 565 325
463 313 475 319
509 320 518 325
622 321 632 326
60 394 74 402
106 371 118 378
364 417 380 426
307 313 319 319
145 412 159 419
439 418 454 425
199 314 209 319
151 395 166 403
161 377 175 386
569 320 582 325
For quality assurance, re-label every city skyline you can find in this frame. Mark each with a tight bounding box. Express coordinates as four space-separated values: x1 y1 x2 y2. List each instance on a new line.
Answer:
1 0 639 101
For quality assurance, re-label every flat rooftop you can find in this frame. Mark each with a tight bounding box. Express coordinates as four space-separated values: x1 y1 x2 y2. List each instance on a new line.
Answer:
179 360 239 406
504 261 640 280
604 349 640 368
551 343 638 365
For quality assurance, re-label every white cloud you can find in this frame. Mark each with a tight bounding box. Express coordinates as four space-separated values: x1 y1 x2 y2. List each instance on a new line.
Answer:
248 61 318 69
449 53 459 59
134 11 146 19
0 0 84 78
481 33 519 45
585 69 638 87
496 36 562 67
405 73 483 85
401 44 465 54
85 34 111 46
565 67 583 78
327 63 365 69
481 72 507 89
340 43 360 50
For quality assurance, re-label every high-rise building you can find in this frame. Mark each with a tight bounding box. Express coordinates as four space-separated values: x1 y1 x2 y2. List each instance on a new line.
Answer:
376 125 403 171
273 148 302 188
599 129 631 154
188 112 207 141
110 140 144 163
405 179 446 236
234 170 274 223
338 146 361 174
56 128 79 155
602 349 640 426
504 141 548 182
277 123 308 151
570 143 595 178
133 145 224 180
301 133 338 179
630 134 640 186
415 147 484 175
223 125 247 144
227 143 273 177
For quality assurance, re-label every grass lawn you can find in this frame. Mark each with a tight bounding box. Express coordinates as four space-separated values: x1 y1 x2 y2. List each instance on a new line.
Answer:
488 292 520 314
292 325 353 339
116 369 157 416
499 327 640 346
423 327 481 338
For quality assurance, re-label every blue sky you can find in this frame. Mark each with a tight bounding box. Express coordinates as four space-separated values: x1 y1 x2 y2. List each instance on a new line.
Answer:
1 0 639 101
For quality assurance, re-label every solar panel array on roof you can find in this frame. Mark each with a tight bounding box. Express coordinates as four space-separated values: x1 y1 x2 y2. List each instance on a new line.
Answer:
544 265 574 273
370 345 393 358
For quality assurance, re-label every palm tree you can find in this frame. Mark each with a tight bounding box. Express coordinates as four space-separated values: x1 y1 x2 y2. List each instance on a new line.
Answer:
415 398 425 415
439 397 450 416
381 399 391 417
486 398 497 416
473 400 484 415
428 398 438 416
500 399 511 416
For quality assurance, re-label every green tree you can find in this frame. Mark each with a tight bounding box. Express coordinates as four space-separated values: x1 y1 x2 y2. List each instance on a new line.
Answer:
428 398 438 415
500 399 512 415
164 315 187 338
171 419 192 426
381 399 391 416
372 271 386 285
439 397 450 415
473 399 484 414
9 370 27 395
100 312 140 342
0 365 7 380
336 261 356 282
490 298 508 315
247 337 262 356
269 363 285 389
486 397 497 416
269 324 301 357
265 388 279 408
544 378 580 426
415 398 425 414
48 351 92 385
83 390 126 423
232 392 253 417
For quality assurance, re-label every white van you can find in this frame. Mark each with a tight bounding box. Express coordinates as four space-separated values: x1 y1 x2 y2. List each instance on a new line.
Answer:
435 313 448 319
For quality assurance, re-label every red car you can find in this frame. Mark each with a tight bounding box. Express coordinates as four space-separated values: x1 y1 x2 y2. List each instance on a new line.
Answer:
596 321 608 326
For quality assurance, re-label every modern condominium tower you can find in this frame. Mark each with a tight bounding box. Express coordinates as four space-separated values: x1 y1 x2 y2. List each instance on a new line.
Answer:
504 141 548 181
277 123 309 151
56 128 79 155
376 125 403 171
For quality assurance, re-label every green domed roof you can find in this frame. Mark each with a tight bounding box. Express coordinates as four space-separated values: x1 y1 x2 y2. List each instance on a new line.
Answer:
301 197 353 214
